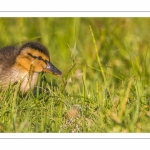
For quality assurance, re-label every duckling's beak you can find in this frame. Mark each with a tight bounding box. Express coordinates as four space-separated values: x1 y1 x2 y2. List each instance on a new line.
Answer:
43 61 62 76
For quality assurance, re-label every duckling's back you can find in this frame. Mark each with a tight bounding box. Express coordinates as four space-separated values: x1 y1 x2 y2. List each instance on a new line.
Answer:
0 46 20 88
0 46 19 69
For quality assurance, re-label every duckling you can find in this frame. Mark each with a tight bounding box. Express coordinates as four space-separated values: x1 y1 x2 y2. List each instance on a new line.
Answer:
0 42 62 93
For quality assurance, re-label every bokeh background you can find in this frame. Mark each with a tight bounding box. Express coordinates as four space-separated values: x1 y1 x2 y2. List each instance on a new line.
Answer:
1 18 150 132
0 18 150 88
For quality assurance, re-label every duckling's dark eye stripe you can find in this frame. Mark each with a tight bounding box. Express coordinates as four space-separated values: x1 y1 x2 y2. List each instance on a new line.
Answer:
28 53 47 63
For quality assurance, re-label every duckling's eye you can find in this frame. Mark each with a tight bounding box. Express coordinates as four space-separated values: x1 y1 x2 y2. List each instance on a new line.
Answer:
44 60 48 63
28 53 42 60
28 53 47 63
37 56 42 60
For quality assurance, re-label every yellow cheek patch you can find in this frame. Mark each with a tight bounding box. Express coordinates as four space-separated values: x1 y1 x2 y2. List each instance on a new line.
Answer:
15 55 33 72
32 59 47 72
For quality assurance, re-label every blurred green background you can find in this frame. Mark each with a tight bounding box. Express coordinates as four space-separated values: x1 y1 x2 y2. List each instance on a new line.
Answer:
0 18 150 90
1 18 150 132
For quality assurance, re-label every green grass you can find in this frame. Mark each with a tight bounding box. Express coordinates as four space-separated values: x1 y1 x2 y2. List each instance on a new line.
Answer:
0 18 150 132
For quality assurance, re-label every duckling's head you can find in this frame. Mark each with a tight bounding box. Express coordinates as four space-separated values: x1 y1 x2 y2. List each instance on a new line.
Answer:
16 42 62 76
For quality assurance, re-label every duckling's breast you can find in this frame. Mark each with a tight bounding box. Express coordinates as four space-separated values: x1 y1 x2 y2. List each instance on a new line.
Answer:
0 66 39 93
12 66 39 93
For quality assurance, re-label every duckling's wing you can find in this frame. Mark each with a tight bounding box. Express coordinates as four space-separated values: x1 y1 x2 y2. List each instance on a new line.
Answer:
0 46 19 69
0 46 20 87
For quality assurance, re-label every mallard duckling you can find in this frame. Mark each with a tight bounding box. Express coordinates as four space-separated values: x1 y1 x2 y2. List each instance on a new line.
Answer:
0 42 62 93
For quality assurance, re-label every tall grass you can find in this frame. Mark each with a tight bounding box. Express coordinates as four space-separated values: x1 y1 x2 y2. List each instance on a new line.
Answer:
0 18 150 132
